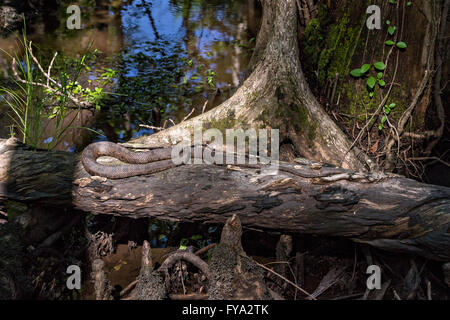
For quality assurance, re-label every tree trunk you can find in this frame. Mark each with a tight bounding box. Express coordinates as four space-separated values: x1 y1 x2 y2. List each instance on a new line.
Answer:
1 138 449 261
128 0 375 172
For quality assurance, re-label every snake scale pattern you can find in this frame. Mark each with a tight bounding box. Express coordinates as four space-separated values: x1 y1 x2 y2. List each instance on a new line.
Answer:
81 141 179 179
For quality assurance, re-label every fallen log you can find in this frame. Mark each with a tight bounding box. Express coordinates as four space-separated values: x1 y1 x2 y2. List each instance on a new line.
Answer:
0 138 449 261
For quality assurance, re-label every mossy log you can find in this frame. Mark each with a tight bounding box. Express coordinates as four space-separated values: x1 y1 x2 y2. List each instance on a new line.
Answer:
0 138 449 261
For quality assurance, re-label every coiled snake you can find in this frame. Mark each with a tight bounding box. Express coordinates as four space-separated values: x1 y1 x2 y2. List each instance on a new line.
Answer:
81 141 179 179
82 142 346 180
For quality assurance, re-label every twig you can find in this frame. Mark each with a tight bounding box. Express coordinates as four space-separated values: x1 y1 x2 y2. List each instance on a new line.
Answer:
179 260 186 295
201 100 208 114
255 261 317 300
47 52 58 87
139 124 165 131
330 73 339 106
28 42 60 89
426 278 432 300
11 58 91 108
306 267 345 300
393 289 402 300
120 280 138 297
194 243 216 256
403 131 438 139
407 157 450 167
181 108 195 123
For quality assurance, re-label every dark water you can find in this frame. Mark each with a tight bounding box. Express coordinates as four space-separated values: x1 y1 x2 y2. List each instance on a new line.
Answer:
0 0 260 151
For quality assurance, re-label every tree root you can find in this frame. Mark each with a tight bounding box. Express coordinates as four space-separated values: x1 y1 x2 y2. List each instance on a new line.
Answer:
133 215 273 300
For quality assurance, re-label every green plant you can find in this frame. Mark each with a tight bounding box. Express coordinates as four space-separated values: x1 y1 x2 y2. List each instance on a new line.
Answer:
349 11 407 99
378 103 396 130
1 28 106 149
350 62 386 97
0 29 45 147
206 69 216 88
179 234 207 250
384 20 407 50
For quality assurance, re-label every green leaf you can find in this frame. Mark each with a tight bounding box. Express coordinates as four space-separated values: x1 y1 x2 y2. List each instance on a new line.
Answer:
396 41 407 49
369 91 374 98
388 26 396 35
367 76 376 89
378 79 386 87
374 61 386 71
385 40 395 46
350 68 363 77
384 106 391 114
407 2 412 6
360 64 371 73
386 20 391 25
377 72 383 79
378 123 384 130
389 103 396 108
389 0 395 3
381 116 387 124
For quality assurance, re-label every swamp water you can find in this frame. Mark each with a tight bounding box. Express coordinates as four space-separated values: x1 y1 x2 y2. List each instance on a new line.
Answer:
0 0 260 151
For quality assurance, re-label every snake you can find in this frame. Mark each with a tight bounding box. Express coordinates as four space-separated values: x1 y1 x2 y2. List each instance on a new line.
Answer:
82 142 343 180
81 141 179 179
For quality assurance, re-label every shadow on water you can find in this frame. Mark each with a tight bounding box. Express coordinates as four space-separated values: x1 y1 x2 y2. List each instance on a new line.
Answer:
0 0 261 152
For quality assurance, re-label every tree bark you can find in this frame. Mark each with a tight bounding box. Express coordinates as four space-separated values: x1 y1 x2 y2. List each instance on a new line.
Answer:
0 138 449 261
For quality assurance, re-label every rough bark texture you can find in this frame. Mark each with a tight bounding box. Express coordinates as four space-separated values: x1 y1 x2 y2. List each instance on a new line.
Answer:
208 214 271 300
134 216 271 300
135 241 166 300
1 138 449 261
128 0 375 172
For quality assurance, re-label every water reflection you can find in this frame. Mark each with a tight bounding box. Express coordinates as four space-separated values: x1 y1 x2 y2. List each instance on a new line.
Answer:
0 0 260 151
